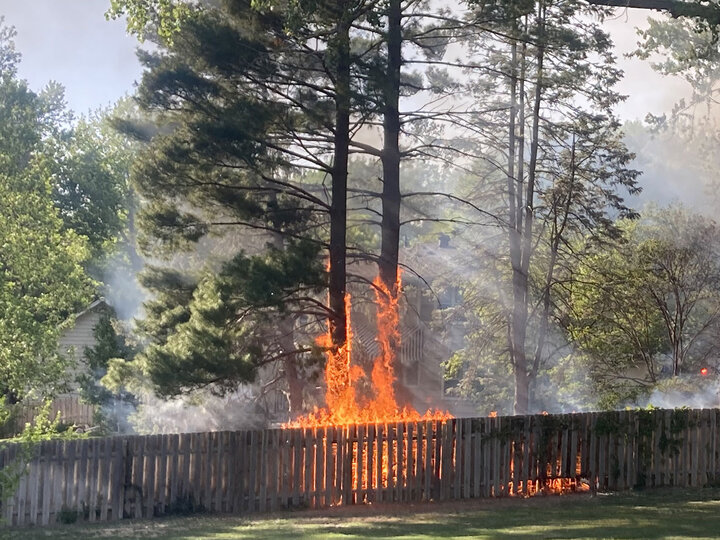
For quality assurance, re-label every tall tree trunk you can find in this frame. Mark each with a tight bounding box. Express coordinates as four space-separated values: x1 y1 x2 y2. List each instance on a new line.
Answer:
379 0 402 294
507 31 528 415
379 0 404 402
512 5 545 415
329 9 351 352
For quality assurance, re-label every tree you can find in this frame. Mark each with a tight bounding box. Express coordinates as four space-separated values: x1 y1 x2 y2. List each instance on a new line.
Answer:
0 21 93 402
567 207 720 407
77 308 138 433
101 0 720 420
49 107 138 273
631 14 720 209
444 0 641 414
105 0 374 416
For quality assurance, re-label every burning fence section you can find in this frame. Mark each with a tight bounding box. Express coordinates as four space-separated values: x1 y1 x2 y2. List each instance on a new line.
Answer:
5 409 720 526
317 417 589 505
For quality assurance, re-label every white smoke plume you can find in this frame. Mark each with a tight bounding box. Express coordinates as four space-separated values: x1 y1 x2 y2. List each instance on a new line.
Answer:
127 387 275 434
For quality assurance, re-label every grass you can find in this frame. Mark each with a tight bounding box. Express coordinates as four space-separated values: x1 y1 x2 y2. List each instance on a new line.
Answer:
5 488 720 540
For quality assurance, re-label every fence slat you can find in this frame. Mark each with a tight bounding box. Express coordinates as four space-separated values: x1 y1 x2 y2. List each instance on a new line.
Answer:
423 421 432 501
365 424 375 502
406 422 415 502
324 426 334 507
343 425 353 505
316 427 325 507
279 430 289 510
302 427 312 509
395 422 404 502
267 430 277 512
355 424 364 504
471 420 481 498
248 430 258 513
334 426 344 506
239 431 250 513
413 422 423 501
291 428 301 508
41 442 53 526
376 424 385 503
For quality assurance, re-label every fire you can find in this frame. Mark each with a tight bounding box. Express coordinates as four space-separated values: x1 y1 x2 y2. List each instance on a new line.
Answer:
287 272 450 428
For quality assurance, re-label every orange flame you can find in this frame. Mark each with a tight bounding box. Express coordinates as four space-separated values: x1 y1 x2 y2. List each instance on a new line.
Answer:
287 271 450 428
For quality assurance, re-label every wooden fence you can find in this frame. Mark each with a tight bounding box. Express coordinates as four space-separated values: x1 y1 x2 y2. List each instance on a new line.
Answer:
2 395 95 438
2 408 720 527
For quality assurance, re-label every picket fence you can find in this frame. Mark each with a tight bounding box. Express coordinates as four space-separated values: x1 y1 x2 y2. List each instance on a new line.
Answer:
2 408 720 527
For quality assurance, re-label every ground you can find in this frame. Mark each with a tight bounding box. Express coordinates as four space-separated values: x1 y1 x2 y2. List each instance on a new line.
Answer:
5 488 720 539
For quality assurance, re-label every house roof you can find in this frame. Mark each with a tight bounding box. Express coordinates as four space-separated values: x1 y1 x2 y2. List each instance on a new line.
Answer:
73 298 110 320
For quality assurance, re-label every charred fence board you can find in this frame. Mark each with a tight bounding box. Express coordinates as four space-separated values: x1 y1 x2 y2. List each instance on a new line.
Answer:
3 408 720 527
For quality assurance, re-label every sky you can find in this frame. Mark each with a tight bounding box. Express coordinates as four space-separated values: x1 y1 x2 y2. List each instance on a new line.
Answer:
604 9 692 121
0 0 143 115
0 1 693 121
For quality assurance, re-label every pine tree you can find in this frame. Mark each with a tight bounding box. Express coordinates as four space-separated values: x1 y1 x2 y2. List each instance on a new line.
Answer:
106 0 372 414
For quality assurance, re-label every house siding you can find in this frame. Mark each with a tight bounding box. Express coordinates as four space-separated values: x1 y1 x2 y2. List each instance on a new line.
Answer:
58 309 103 361
57 303 107 390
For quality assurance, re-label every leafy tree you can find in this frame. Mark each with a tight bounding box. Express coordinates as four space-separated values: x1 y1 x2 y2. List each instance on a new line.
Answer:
49 107 138 272
0 22 93 403
442 0 641 414
567 207 720 407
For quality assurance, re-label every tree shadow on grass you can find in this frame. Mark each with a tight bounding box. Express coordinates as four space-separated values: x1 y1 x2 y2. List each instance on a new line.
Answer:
180 492 720 540
12 489 720 540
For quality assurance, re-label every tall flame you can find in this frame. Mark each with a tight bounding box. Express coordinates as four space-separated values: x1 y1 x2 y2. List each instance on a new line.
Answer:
287 271 450 428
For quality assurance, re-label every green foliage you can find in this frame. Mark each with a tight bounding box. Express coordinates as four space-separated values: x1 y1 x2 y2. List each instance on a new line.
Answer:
103 0 352 408
76 310 137 433
566 206 720 407
106 0 192 42
440 0 641 413
107 240 323 398
0 166 93 398
0 23 94 400
11 401 84 443
57 506 80 525
49 109 137 269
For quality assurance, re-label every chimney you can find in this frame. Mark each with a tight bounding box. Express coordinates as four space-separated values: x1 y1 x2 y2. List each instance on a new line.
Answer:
438 234 450 249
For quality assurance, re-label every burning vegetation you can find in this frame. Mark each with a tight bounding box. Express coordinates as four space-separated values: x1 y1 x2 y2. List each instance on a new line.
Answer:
287 273 451 428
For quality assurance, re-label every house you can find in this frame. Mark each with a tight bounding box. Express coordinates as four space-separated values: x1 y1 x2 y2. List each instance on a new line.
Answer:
14 300 111 434
58 298 111 381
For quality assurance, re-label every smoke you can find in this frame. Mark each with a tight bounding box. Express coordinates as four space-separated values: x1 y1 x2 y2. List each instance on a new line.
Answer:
623 122 720 217
602 11 695 122
102 254 146 322
127 388 273 434
634 377 720 410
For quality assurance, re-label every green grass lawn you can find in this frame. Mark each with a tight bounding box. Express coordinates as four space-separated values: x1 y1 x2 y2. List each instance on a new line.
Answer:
5 488 720 540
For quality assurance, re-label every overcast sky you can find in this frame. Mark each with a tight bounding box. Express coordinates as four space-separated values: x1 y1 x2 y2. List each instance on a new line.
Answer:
0 0 142 114
0 1 691 120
